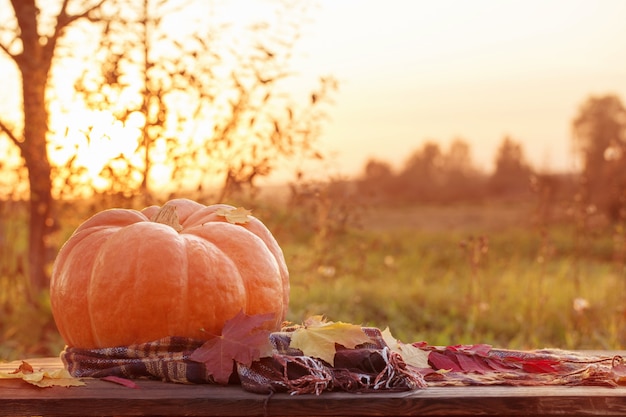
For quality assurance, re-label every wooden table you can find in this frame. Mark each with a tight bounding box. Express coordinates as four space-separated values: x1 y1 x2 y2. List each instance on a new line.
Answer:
2 357 626 416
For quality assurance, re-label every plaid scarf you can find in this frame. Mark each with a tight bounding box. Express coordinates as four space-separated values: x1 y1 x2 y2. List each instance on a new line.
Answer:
61 328 427 395
63 328 621 393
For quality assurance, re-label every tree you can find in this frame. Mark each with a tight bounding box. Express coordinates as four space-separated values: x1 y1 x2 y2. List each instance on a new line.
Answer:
0 0 108 299
357 158 397 202
489 136 532 197
397 141 444 201
572 94 626 220
395 140 484 203
0 0 335 298
440 138 484 202
64 0 334 203
444 139 474 177
0 0 336 291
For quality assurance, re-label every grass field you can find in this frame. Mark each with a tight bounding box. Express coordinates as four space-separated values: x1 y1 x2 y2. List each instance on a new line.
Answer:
1 196 625 361
277 199 626 350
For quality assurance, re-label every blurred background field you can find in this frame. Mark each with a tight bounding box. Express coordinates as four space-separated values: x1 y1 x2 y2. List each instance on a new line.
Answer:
2 181 625 360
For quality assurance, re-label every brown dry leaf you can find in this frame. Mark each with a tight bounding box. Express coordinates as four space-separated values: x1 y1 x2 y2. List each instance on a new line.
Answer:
215 207 252 224
289 316 372 365
0 361 85 388
9 360 34 374
381 327 430 369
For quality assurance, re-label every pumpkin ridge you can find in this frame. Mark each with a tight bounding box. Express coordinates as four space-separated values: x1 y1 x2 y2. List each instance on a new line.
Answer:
186 222 284 330
74 209 148 235
181 232 247 337
53 228 118 348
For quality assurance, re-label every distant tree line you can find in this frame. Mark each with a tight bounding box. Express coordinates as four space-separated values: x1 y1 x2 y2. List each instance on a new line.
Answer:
353 94 626 224
355 136 536 204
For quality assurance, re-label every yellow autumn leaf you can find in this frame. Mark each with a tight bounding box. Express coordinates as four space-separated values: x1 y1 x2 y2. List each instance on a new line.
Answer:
381 327 400 351
396 343 431 369
25 368 85 388
289 316 372 365
381 327 430 369
215 207 252 224
0 361 85 388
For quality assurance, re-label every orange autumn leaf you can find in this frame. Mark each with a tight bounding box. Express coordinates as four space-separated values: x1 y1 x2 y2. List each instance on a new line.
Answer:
289 316 372 365
10 360 34 374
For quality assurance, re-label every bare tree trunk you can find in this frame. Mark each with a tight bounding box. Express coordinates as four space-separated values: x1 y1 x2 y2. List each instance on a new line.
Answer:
22 69 54 296
4 0 109 298
10 0 55 298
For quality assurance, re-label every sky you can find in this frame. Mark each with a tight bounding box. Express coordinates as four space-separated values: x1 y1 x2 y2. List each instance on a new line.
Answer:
272 0 626 181
4 0 626 190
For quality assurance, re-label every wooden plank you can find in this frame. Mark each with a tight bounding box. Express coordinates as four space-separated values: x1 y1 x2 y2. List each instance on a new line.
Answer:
2 357 626 416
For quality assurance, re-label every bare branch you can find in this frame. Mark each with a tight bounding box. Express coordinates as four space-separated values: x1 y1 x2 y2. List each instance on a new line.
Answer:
56 0 108 29
0 40 15 60
41 0 108 65
0 118 23 151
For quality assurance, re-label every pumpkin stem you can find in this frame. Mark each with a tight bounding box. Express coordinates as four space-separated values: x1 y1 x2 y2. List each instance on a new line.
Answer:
151 203 183 232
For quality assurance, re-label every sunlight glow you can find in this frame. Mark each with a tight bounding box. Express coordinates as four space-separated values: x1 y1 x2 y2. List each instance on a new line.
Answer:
48 108 143 192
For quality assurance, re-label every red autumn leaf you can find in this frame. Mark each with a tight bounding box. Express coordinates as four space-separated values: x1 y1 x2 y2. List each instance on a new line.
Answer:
448 344 492 356
429 344 496 373
190 310 274 384
428 344 563 375
483 357 519 373
428 351 463 372
509 357 560 373
454 352 494 374
102 375 140 389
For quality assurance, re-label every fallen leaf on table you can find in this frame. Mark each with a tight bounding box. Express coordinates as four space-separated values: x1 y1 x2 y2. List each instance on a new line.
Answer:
102 375 140 389
190 309 274 384
289 315 372 366
9 360 34 374
381 327 430 369
428 344 562 374
0 361 85 388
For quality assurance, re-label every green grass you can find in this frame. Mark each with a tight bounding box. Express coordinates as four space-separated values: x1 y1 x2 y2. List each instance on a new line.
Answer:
284 218 626 351
2 199 626 361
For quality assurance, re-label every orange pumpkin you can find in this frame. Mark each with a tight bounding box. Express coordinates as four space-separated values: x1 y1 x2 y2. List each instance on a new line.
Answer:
50 198 289 349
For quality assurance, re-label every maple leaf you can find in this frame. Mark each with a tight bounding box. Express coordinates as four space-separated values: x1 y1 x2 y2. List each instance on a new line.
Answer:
190 310 274 384
381 327 430 369
289 316 372 365
215 207 252 224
